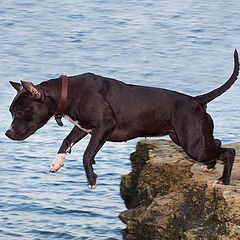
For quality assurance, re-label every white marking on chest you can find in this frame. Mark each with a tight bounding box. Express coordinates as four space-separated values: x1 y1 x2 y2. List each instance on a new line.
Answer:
64 116 92 133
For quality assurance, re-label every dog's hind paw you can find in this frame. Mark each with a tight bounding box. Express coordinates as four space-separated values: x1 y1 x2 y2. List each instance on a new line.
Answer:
49 153 65 173
217 177 230 185
201 165 216 172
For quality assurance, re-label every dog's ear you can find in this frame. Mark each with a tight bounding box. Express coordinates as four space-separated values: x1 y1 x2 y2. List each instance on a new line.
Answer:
9 81 22 92
21 81 42 100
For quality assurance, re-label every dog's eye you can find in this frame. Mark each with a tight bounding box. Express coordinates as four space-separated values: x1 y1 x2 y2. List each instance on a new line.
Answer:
15 111 24 117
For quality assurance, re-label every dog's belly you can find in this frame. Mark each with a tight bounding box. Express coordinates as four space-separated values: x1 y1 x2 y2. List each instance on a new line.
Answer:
108 125 173 142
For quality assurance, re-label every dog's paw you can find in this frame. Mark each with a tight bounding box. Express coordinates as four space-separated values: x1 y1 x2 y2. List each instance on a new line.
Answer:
201 165 216 172
88 184 97 189
87 173 97 189
217 177 230 185
49 154 65 173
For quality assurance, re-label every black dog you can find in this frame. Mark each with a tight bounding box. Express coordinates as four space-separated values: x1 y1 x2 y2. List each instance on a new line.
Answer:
6 50 239 188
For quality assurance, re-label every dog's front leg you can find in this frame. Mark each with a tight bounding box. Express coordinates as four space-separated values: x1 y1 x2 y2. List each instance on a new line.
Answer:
49 126 87 173
83 126 115 189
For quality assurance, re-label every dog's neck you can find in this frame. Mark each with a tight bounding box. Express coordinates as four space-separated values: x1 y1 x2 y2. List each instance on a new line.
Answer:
38 75 69 126
55 75 69 126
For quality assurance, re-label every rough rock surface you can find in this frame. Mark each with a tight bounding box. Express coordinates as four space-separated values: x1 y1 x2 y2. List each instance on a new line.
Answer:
120 140 240 240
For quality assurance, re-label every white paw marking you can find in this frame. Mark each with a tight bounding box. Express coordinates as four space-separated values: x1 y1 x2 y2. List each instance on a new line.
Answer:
88 184 97 190
201 165 216 172
49 154 65 173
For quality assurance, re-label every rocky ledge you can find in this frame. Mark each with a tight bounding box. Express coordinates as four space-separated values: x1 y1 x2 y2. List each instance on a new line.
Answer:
120 140 240 240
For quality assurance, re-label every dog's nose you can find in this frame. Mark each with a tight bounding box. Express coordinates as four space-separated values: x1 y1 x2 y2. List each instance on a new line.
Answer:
5 129 13 138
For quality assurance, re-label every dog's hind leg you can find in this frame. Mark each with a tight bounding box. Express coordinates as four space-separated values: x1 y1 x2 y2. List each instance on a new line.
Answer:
202 139 222 172
169 132 180 146
214 139 222 148
169 132 218 172
49 126 87 173
217 148 235 185
170 132 219 172
174 109 234 184
185 141 234 185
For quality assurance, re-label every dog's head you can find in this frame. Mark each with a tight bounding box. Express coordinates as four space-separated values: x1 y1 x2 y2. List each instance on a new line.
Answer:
5 81 52 140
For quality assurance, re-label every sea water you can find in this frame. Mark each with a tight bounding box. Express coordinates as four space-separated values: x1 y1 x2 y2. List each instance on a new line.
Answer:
0 1 240 239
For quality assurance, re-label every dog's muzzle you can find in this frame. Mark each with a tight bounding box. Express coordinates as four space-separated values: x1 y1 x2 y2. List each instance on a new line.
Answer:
5 129 14 139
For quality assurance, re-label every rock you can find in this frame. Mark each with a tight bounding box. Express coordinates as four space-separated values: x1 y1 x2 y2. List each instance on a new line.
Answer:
119 140 240 240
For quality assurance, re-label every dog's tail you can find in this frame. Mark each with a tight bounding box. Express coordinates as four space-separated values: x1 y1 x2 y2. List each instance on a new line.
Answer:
195 49 239 105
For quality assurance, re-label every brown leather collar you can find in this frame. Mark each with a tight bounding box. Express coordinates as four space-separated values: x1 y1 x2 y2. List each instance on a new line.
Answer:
55 74 68 126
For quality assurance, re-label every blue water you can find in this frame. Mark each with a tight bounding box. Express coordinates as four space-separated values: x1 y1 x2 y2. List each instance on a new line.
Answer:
0 1 240 239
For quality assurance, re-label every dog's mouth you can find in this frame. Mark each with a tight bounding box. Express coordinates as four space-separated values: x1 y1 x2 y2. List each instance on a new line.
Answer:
5 128 36 141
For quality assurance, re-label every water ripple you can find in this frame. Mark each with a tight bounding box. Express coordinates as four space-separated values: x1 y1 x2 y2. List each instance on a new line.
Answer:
1 0 240 239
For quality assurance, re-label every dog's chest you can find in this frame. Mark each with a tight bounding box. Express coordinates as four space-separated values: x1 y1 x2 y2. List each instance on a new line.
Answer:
64 115 92 134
